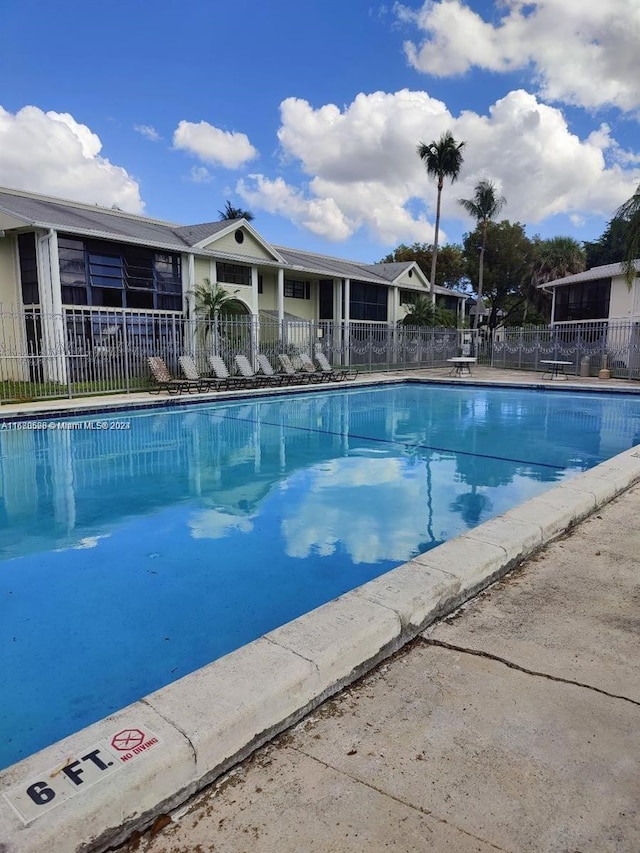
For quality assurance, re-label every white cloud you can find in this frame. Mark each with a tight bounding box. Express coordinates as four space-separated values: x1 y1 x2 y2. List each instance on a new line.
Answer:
188 165 214 184
134 123 161 141
0 106 144 213
282 457 430 564
236 88 640 246
396 0 640 113
173 120 257 169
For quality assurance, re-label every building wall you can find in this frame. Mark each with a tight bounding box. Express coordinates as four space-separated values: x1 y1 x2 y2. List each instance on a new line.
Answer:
259 271 278 311
609 276 634 320
206 227 277 261
0 235 20 306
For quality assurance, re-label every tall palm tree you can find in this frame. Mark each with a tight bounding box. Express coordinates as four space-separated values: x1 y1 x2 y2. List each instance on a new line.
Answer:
417 131 465 303
218 200 254 221
458 179 506 330
613 184 640 288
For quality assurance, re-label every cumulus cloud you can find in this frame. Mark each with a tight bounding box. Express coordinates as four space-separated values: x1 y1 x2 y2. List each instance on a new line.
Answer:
134 123 161 141
282 457 430 564
236 89 640 245
0 106 144 212
396 0 640 113
173 120 257 169
188 165 214 184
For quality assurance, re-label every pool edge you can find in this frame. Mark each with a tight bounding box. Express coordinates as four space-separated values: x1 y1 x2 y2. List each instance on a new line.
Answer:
3 446 640 852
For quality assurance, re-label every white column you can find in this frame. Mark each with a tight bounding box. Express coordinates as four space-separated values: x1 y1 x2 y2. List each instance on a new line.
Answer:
186 253 197 356
277 267 285 342
37 229 68 386
334 278 343 365
210 259 217 286
250 266 260 366
550 286 557 326
343 278 351 366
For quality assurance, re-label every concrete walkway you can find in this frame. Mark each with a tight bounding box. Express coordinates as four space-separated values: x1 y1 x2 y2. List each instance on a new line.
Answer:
125 482 640 853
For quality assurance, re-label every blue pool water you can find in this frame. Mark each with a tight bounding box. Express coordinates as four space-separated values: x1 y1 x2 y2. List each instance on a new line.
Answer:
2 382 640 769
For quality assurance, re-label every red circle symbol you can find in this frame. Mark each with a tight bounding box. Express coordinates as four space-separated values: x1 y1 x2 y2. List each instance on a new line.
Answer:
111 728 145 751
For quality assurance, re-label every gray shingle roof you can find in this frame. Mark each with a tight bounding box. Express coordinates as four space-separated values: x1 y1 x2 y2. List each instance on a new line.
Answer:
540 260 640 287
0 187 461 297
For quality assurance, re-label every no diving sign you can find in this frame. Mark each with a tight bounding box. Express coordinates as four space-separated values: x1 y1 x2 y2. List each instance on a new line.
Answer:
2 725 161 824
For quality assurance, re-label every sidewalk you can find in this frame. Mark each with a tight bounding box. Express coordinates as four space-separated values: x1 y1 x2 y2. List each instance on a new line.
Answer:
125 482 640 853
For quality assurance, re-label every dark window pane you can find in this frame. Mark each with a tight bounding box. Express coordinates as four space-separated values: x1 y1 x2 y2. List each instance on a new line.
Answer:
62 286 89 306
126 290 154 309
218 262 250 286
18 232 39 304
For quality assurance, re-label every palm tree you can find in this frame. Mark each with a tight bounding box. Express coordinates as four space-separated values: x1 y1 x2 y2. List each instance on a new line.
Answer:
613 184 640 288
194 278 244 351
458 179 506 330
524 236 585 324
417 131 466 303
218 200 254 222
401 296 456 327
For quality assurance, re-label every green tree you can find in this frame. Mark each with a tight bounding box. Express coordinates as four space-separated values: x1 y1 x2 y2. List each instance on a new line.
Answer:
613 184 640 288
523 236 586 323
583 217 629 268
379 242 468 290
462 221 534 329
458 179 506 330
194 278 245 351
400 295 456 327
417 131 466 303
218 200 254 221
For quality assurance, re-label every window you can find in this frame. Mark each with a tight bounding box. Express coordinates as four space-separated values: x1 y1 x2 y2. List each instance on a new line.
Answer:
350 280 387 322
18 233 39 304
217 262 250 286
554 279 610 322
284 279 310 299
57 234 182 311
234 230 245 244
258 274 263 294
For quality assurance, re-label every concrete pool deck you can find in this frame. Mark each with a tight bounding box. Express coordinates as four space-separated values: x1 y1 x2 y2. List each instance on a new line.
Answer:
1 367 639 852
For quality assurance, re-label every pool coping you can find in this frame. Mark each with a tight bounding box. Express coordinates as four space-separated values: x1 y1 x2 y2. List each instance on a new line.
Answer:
2 385 640 852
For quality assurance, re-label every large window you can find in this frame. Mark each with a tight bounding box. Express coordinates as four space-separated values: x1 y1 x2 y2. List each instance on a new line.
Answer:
217 262 251 286
18 233 39 304
58 235 182 310
284 279 310 299
350 281 387 322
554 279 610 322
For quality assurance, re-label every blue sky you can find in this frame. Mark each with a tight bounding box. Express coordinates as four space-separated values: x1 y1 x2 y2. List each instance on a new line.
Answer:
1 0 638 262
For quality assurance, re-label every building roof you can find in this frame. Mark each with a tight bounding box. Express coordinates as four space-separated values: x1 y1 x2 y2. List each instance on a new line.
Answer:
539 259 640 288
0 186 460 296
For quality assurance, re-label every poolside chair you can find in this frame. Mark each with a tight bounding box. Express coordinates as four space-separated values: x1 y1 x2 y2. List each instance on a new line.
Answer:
278 353 317 384
178 355 224 392
256 354 295 386
296 352 332 382
207 355 252 389
234 354 278 388
148 356 204 395
315 351 358 381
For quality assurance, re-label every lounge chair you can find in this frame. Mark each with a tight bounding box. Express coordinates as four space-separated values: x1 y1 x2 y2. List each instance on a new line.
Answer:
148 356 203 395
234 354 278 388
315 351 358 381
178 355 224 391
207 355 252 389
256 354 293 386
278 353 317 383
298 352 336 382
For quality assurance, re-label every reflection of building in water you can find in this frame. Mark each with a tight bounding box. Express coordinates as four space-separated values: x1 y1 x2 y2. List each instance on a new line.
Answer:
1 387 636 560
0 391 414 559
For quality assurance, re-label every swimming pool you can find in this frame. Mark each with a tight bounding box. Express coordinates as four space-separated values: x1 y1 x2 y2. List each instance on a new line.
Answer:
2 382 639 770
